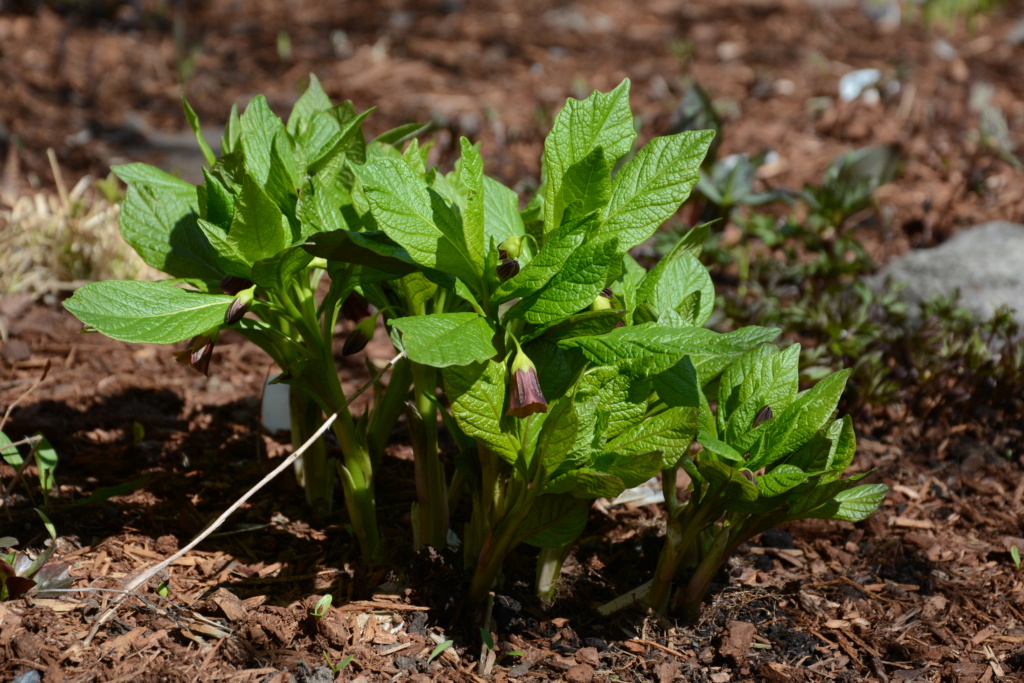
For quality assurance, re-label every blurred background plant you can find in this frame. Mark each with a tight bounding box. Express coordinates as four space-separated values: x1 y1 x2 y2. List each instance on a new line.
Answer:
1 147 160 297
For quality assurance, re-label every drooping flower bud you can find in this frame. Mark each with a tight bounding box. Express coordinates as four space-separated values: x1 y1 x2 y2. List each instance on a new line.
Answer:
496 258 520 281
220 275 254 296
224 285 255 326
341 292 371 323
498 235 525 260
342 312 379 356
506 346 547 418
173 334 216 376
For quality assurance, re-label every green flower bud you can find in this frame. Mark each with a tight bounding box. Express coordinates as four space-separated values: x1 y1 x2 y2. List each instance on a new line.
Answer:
498 235 525 260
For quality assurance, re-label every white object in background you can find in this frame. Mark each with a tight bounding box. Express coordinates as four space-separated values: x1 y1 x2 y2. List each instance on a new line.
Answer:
838 68 882 104
261 373 291 434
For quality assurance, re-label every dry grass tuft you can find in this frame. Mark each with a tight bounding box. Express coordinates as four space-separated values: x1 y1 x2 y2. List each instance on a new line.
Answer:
0 149 161 296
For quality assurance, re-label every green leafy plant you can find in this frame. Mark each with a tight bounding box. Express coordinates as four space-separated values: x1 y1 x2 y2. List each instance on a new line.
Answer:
1012 545 1022 571
645 344 888 618
63 76 415 564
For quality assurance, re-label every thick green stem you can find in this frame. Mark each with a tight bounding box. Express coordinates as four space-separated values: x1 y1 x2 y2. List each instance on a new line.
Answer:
465 499 530 610
535 544 571 602
366 356 412 469
645 500 717 614
678 523 733 623
289 389 334 514
408 363 448 550
337 457 382 565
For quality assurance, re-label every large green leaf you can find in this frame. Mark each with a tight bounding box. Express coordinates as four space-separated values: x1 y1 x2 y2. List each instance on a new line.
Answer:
746 369 850 471
251 246 314 290
591 450 665 489
506 238 618 325
287 74 334 137
542 80 635 235
560 324 780 378
354 159 482 285
526 308 624 344
458 137 487 270
493 210 597 303
483 176 525 246
240 95 286 186
719 344 800 449
519 496 590 548
595 130 714 250
443 360 520 465
561 146 612 217
391 313 497 367
228 175 291 264
113 164 221 281
63 281 233 344
536 398 579 476
605 405 698 469
636 250 714 326
303 229 417 276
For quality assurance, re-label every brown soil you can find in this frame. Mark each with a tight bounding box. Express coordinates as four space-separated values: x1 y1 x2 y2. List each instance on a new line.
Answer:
2 1 1024 681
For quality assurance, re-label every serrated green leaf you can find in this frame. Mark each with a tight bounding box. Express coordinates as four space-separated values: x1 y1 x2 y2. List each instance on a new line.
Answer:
251 246 313 290
228 175 291 263
537 398 578 476
507 238 618 325
199 167 235 228
113 164 221 281
196 218 251 279
483 176 526 246
542 80 635 235
287 74 334 137
560 324 780 379
304 229 417 276
636 250 714 325
240 95 286 186
354 159 481 285
519 496 590 548
493 210 597 303
719 344 800 449
392 313 496 368
592 450 664 489
443 360 520 465
793 482 889 523
595 130 714 250
605 405 698 469
746 369 850 472
756 464 810 497
181 96 217 168
458 137 487 270
63 281 233 344
561 146 612 216
526 308 624 344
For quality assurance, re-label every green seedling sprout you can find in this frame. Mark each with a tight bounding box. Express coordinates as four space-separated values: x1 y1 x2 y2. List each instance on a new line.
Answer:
311 594 333 618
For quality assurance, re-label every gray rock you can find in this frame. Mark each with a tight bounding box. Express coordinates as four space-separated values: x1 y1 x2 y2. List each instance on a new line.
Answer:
869 221 1024 324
